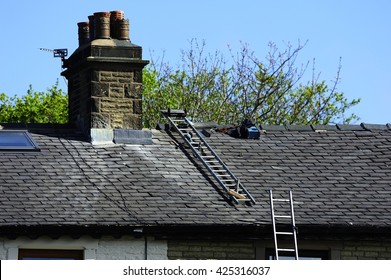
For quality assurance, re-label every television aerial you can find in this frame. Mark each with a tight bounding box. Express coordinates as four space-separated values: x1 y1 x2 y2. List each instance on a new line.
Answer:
39 48 68 68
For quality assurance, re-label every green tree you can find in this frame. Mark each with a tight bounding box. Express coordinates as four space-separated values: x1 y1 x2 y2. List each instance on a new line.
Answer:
1 41 360 127
142 40 360 128
0 82 68 124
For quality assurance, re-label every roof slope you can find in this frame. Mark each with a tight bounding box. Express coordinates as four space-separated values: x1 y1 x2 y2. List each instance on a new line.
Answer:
1 124 391 233
211 124 391 228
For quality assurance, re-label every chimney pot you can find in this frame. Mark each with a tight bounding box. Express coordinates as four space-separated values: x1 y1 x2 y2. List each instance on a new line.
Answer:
117 19 130 40
88 15 95 40
110 10 124 21
77 22 90 46
110 10 125 39
93 12 111 39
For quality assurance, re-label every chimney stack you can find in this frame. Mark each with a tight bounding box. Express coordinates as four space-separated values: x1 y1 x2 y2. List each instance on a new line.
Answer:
62 11 149 142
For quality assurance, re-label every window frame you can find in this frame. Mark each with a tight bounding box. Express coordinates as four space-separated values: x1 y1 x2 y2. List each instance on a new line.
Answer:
265 248 330 260
0 130 40 151
18 249 84 260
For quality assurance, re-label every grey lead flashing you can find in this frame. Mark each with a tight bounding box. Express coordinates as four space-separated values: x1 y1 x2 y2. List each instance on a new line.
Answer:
90 128 114 145
114 129 153 145
89 128 156 145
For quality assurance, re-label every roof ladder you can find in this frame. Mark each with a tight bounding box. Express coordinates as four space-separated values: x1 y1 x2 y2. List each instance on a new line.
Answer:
161 109 255 204
269 189 299 260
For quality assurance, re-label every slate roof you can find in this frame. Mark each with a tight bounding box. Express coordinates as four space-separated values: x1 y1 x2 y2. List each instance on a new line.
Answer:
1 123 391 236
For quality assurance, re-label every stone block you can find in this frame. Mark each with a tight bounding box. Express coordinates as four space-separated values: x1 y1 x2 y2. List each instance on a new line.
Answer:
91 113 111 128
168 251 183 258
364 251 379 257
92 82 110 97
212 252 227 259
133 100 142 114
91 97 100 113
134 70 142 83
351 251 364 257
110 86 124 98
188 246 202 252
113 72 133 79
100 71 113 82
92 70 100 82
183 251 213 259
123 115 142 130
110 114 124 128
100 98 133 113
359 246 386 252
119 78 132 84
226 252 253 259
125 83 142 99
379 251 391 258
239 247 255 254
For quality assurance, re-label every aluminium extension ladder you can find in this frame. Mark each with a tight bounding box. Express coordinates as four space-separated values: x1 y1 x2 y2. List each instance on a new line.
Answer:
269 189 299 260
161 109 255 204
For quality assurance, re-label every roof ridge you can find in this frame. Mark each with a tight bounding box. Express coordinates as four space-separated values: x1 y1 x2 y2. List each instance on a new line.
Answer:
258 123 391 132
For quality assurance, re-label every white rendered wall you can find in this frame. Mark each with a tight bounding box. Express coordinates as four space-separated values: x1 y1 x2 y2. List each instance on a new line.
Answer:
0 235 168 260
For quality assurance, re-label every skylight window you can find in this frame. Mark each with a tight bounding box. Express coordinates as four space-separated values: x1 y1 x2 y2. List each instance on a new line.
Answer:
0 130 40 151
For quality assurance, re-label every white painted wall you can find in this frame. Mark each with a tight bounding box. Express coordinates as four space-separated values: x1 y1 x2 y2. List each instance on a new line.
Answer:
0 235 168 260
0 239 7 259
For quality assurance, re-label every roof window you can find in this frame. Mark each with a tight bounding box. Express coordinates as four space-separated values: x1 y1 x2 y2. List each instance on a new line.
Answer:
0 130 40 151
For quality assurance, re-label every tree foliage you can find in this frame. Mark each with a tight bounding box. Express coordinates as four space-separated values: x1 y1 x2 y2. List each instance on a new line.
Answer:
0 82 68 124
142 40 360 128
0 41 360 127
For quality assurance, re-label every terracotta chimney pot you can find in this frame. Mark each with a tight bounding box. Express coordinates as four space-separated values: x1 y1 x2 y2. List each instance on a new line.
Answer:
93 12 111 39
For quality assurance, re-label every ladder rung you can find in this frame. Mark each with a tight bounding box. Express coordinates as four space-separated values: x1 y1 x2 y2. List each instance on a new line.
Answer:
274 215 291 219
213 169 231 174
214 171 228 174
278 248 296 252
273 199 290 202
276 232 293 235
161 109 186 117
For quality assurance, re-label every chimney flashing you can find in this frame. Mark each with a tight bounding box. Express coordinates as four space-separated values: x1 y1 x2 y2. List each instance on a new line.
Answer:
90 128 114 145
114 129 153 145
90 128 154 145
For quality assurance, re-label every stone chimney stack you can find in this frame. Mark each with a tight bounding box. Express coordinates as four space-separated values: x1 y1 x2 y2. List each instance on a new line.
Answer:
61 11 149 142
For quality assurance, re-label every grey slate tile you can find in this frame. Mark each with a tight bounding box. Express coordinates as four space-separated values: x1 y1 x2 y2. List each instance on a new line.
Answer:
361 123 390 131
337 124 366 131
259 124 286 131
1 125 391 230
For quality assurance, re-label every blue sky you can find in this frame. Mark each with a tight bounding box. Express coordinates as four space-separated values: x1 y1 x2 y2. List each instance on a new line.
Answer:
1 0 390 124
